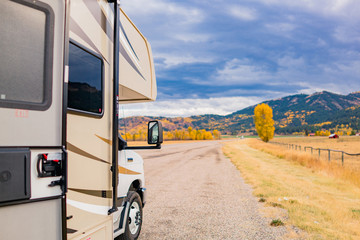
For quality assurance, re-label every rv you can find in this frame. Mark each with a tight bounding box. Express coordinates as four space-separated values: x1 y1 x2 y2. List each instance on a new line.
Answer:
0 0 162 239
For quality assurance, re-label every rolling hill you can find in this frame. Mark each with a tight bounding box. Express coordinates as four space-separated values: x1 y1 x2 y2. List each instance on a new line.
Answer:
120 91 360 135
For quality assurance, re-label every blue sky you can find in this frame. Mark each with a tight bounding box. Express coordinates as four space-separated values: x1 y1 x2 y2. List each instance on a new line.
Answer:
121 0 360 117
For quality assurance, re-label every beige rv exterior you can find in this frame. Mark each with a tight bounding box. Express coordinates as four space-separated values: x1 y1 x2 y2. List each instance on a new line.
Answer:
0 0 158 239
67 1 156 239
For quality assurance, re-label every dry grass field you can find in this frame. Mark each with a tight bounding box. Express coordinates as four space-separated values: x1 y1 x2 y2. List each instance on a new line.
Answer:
273 136 360 154
251 137 360 189
223 139 360 240
271 136 360 173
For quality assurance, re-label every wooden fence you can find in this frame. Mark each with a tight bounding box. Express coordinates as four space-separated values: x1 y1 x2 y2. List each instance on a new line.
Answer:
269 141 360 166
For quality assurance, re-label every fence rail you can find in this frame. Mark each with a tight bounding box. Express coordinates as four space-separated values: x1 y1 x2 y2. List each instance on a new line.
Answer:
269 141 360 166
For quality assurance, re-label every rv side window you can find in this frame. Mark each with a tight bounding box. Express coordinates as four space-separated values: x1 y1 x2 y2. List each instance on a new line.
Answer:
0 0 53 110
68 42 103 115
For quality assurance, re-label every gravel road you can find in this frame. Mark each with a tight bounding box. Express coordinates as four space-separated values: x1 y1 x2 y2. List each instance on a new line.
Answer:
138 141 289 239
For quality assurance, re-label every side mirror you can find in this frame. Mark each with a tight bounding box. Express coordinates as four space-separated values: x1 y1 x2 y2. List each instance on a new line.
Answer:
119 120 163 150
148 121 163 145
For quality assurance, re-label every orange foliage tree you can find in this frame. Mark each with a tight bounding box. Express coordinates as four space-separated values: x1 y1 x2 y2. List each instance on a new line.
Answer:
254 103 275 142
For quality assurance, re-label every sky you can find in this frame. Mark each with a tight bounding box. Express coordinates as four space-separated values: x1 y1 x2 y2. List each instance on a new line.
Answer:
120 0 360 117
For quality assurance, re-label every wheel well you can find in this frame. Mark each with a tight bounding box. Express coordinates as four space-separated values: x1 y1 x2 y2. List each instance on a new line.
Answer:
129 180 143 202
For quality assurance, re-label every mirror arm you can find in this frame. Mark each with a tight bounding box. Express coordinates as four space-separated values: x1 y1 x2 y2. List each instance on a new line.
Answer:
118 135 128 151
124 144 161 150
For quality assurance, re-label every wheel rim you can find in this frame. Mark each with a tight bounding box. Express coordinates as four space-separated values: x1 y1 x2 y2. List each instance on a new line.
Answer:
128 201 141 235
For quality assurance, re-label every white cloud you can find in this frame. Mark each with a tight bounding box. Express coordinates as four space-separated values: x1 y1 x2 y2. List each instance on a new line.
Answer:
122 0 213 72
229 6 258 21
121 96 264 117
255 0 360 21
316 38 327 47
212 58 273 85
277 55 305 69
210 55 360 96
173 33 212 43
121 0 360 114
321 60 360 81
286 59 360 95
121 0 205 25
297 88 326 95
265 23 297 36
155 53 214 68
333 25 360 43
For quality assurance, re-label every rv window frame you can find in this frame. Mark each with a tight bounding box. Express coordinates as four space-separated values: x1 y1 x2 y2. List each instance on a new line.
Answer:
0 0 54 111
67 40 104 118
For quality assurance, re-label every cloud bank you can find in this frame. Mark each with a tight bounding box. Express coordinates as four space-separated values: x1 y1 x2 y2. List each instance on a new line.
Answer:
121 0 360 117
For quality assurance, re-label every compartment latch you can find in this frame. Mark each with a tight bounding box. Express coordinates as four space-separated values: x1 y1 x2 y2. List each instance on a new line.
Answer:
37 153 62 178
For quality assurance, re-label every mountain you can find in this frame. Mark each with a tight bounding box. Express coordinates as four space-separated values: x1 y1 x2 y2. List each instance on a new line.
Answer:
120 91 360 135
232 91 360 115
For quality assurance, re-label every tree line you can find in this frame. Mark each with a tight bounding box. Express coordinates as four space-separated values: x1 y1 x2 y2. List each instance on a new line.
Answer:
121 127 221 141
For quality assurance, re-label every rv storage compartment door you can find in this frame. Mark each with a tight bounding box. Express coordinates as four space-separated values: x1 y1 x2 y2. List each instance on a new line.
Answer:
119 9 157 103
0 0 66 240
0 149 30 203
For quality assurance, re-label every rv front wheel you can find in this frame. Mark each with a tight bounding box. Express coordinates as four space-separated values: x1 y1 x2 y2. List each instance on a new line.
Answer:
118 191 143 240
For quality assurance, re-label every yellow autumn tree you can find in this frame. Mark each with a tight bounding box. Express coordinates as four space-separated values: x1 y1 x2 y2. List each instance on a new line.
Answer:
254 103 275 142
212 130 221 140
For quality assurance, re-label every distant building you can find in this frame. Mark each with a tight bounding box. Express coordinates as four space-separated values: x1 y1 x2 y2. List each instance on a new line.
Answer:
356 133 360 136
329 134 339 138
308 133 315 136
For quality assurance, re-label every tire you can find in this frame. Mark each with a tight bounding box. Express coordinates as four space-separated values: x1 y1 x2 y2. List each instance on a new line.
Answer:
117 191 143 240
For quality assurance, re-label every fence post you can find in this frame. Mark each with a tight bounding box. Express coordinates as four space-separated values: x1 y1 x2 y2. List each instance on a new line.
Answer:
311 147 313 155
341 152 344 166
328 150 330 162
318 149 320 159
300 146 302 151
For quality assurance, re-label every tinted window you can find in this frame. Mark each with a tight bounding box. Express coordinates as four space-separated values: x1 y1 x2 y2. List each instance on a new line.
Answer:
0 0 53 110
68 42 103 115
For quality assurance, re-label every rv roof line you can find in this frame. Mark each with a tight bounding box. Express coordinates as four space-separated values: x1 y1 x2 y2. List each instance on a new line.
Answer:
118 99 147 102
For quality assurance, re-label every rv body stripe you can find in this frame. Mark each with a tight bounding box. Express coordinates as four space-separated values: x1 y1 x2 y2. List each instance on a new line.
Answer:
120 9 154 82
99 0 114 26
70 1 146 81
83 0 113 41
120 23 139 62
67 142 108 164
120 27 143 74
67 228 78 234
67 199 108 216
120 44 146 80
69 188 112 199
95 134 112 145
93 135 142 175
69 16 105 60
118 166 141 175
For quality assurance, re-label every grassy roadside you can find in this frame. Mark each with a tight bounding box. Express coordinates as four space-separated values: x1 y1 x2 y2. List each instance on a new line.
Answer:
223 139 360 240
